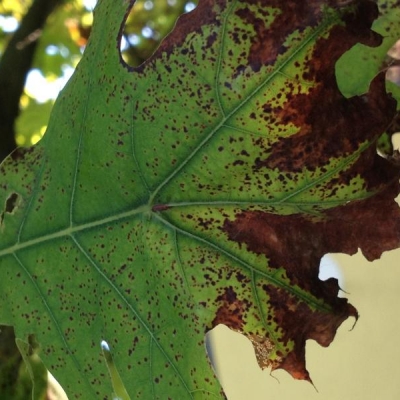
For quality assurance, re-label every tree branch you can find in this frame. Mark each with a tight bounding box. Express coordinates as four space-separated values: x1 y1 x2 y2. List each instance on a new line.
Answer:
0 0 64 162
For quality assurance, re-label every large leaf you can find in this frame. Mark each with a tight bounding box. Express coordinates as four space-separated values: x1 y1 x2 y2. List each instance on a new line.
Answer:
1 0 400 398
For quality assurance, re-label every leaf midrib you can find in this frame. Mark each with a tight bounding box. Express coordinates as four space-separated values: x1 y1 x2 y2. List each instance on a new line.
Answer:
0 204 149 257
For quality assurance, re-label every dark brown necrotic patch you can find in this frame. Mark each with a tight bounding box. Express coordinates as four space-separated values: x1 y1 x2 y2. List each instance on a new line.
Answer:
264 284 357 381
217 182 400 380
222 177 400 291
249 1 396 173
235 1 327 71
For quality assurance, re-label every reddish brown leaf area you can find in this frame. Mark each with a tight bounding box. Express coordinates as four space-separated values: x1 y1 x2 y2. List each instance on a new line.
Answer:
217 0 400 363
152 203 170 212
212 287 247 331
214 2 399 380
203 0 400 383
246 0 394 173
266 286 357 381
236 0 339 71
222 176 400 379
325 180 400 260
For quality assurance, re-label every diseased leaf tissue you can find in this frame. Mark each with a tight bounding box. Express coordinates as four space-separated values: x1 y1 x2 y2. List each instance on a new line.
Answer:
1 0 400 398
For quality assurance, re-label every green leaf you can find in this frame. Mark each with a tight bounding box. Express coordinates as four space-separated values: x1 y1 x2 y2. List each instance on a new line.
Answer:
1 0 400 399
336 0 400 98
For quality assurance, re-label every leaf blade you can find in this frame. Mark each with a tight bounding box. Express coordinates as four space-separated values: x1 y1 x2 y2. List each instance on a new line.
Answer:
1 0 400 398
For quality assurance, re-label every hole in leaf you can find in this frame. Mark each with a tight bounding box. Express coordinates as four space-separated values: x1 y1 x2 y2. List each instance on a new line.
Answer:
386 39 400 87
388 39 400 60
119 0 198 68
318 254 344 290
5 192 20 214
392 132 400 151
387 66 400 87
1 192 21 228
101 339 110 351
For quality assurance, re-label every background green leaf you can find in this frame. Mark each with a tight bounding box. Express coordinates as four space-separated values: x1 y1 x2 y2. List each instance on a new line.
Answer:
336 0 400 98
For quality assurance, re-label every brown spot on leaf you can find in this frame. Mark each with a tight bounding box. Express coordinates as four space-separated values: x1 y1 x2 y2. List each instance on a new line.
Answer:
212 287 246 331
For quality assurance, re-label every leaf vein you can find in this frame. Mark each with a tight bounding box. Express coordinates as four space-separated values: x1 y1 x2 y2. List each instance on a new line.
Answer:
153 213 331 313
13 252 97 397
70 234 194 398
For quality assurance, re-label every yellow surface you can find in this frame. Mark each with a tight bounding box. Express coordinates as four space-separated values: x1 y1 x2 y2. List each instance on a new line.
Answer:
210 249 400 400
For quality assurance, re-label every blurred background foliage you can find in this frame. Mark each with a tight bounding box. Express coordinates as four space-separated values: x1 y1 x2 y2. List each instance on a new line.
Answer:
0 1 197 398
0 0 197 148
